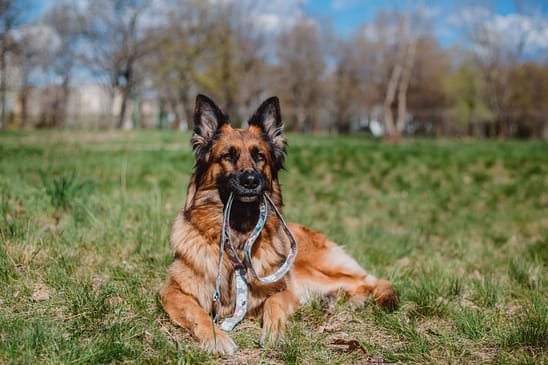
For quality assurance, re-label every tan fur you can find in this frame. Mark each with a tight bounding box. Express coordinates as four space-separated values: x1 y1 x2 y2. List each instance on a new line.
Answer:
160 96 396 355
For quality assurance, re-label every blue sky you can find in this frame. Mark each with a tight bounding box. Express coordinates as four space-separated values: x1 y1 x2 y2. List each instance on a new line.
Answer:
29 0 548 51
304 0 548 46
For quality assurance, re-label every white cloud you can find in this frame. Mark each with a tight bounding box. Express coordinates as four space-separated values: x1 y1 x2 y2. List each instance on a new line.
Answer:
331 0 360 11
491 13 548 50
13 23 61 52
150 0 307 34
252 13 298 32
248 0 307 33
447 6 491 27
449 6 548 53
420 6 441 20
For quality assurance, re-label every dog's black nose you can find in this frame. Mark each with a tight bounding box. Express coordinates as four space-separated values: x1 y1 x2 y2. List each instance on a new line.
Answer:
240 171 260 189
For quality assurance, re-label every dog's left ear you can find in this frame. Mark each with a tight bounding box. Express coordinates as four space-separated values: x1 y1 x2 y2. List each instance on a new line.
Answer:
248 97 287 171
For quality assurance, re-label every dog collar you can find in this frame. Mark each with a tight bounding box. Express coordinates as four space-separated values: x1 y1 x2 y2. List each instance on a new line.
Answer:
213 192 298 331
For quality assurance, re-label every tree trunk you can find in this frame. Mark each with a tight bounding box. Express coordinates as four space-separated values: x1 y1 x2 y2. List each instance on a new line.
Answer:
311 107 321 134
117 86 130 129
19 86 28 128
58 75 71 128
396 39 417 136
383 62 403 141
179 87 193 130
107 88 117 129
497 119 505 139
296 108 306 133
116 60 134 129
169 99 181 130
220 26 237 125
0 45 6 129
382 14 411 142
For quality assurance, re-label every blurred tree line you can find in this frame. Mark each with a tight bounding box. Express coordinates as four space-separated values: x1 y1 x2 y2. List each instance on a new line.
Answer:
0 0 547 138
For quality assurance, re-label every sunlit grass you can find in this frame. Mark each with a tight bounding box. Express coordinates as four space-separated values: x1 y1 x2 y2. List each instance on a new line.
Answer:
0 131 546 364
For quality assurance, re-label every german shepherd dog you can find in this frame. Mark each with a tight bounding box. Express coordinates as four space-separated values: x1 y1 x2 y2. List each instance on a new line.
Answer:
161 95 397 354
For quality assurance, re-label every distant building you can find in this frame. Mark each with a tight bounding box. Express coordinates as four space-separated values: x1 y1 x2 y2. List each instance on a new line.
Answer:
1 55 23 128
9 83 163 129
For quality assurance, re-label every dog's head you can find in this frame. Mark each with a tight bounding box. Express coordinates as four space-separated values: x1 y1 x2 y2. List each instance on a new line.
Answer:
191 94 286 204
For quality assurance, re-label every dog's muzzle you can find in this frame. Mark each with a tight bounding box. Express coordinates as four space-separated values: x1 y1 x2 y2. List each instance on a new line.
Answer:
230 171 264 202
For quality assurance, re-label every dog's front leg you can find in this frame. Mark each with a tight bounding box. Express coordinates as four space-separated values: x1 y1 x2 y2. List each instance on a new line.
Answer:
260 289 299 346
161 283 238 355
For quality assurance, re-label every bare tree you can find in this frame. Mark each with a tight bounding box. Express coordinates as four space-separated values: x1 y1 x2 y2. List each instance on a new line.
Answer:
460 0 534 138
143 1 269 129
330 39 362 133
277 21 326 133
0 0 26 128
348 9 424 140
378 10 423 141
81 0 155 129
39 2 83 128
143 1 211 129
508 62 548 138
205 1 269 126
406 36 451 136
12 24 47 127
395 31 417 137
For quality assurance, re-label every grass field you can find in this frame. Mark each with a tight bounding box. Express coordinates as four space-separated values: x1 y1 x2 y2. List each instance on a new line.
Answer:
0 131 546 364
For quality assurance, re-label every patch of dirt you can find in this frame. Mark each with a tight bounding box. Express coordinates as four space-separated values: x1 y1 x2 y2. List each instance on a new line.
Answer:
31 284 51 302
217 348 269 365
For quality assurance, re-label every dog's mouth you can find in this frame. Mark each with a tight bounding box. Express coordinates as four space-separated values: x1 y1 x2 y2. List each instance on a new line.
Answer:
236 193 261 203
232 185 264 203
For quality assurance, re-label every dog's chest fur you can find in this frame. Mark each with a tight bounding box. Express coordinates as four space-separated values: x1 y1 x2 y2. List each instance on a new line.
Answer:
170 206 290 318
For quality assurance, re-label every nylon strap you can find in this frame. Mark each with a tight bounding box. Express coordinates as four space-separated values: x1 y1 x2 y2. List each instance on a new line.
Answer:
212 192 298 331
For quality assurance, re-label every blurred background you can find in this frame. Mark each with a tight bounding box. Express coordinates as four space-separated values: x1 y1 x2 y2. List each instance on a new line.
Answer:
1 0 547 139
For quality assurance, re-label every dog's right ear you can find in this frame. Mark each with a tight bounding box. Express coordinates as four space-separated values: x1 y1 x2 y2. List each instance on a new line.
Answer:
191 94 228 162
249 96 286 172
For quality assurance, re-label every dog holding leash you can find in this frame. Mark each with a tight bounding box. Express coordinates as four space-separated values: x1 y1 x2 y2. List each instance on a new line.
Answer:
160 94 397 354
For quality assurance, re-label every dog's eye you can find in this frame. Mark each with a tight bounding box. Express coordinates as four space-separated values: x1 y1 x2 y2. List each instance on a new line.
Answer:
255 153 266 162
221 147 238 162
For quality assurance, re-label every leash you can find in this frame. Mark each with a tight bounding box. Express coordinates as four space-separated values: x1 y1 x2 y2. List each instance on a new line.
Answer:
212 192 298 332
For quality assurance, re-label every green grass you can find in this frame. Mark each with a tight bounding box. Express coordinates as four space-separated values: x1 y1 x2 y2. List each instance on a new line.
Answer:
0 131 546 364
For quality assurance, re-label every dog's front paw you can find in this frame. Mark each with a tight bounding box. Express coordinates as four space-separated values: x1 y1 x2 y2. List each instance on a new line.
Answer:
196 326 238 355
